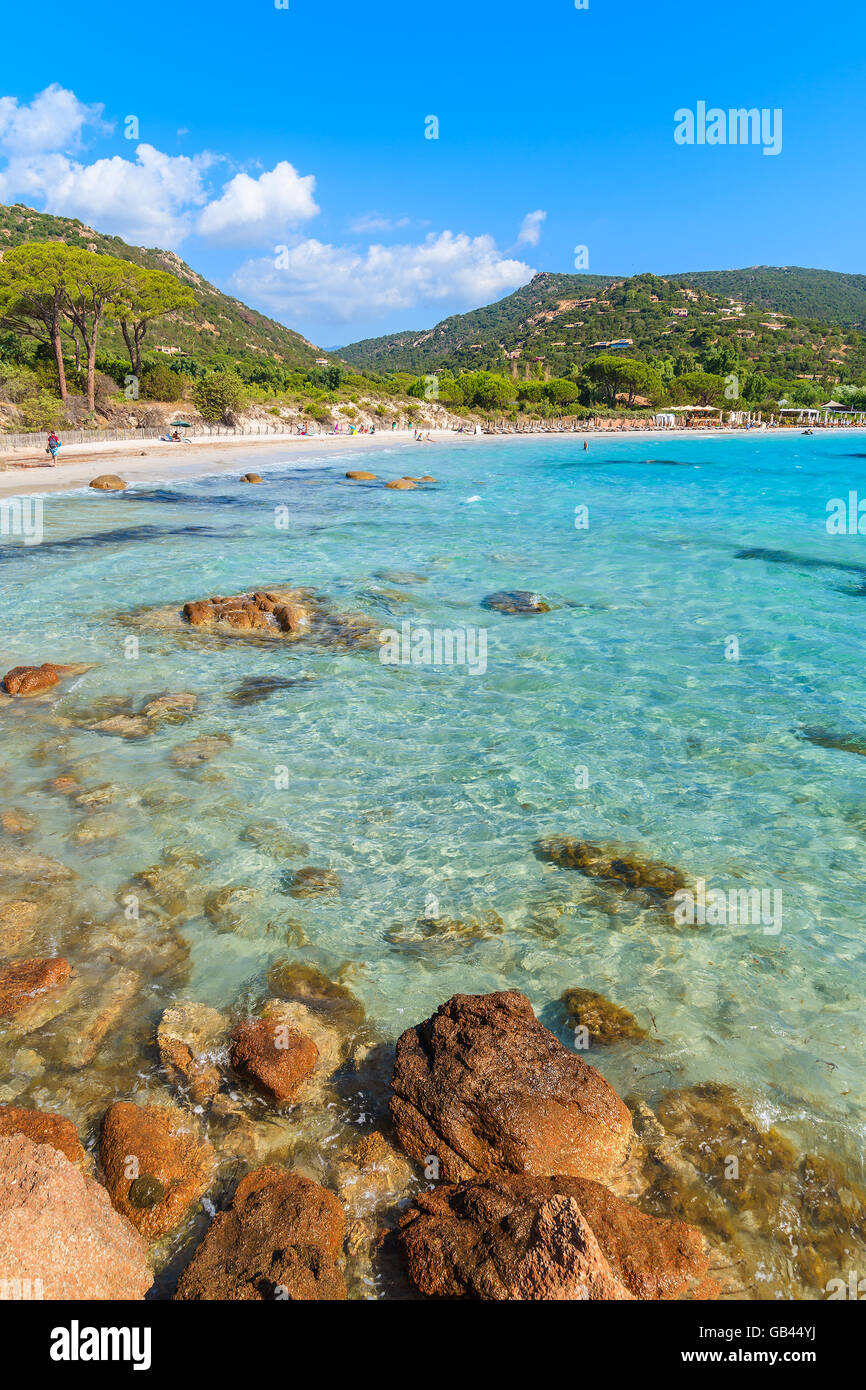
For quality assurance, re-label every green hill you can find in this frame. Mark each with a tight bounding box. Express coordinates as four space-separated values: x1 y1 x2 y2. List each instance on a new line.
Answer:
0 202 324 370
340 269 866 384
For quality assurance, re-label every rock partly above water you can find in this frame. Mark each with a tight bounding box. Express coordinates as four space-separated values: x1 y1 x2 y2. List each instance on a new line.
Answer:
0 957 72 1019
174 1168 346 1300
89 474 127 490
157 1002 229 1104
2 662 90 697
397 1173 710 1301
0 1134 152 1299
100 1102 215 1238
229 1009 319 1104
390 990 632 1182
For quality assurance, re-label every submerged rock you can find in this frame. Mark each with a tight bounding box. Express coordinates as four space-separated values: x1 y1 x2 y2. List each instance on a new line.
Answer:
799 725 866 757
174 1167 346 1300
204 884 262 932
0 957 72 1020
229 1010 319 1104
228 674 314 706
535 836 686 902
0 1104 85 1162
281 865 342 898
1 810 36 835
390 990 632 1182
0 1134 152 1299
141 692 198 724
560 987 649 1044
482 590 551 614
397 1173 710 1301
88 713 152 739
265 960 366 1031
157 1002 229 1103
169 733 232 767
100 1102 215 1238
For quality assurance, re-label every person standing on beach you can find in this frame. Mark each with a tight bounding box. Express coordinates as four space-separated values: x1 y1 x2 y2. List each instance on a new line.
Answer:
46 431 62 464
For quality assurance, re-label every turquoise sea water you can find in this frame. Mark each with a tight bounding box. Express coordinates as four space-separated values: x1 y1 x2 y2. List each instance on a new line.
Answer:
2 431 865 1294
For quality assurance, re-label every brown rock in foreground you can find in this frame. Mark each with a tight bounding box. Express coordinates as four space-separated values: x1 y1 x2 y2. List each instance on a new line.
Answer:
385 478 416 489
240 472 263 483
2 662 91 697
346 470 377 480
390 990 632 1182
89 474 127 490
0 957 72 1019
397 1173 710 1300
174 1168 346 1300
0 1105 85 1163
229 1011 318 1103
100 1102 215 1238
0 1133 152 1299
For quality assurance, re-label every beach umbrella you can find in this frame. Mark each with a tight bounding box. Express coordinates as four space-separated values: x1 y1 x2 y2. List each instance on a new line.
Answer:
170 420 192 428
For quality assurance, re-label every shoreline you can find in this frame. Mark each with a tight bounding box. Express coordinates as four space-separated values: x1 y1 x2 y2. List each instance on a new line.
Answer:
0 423 864 499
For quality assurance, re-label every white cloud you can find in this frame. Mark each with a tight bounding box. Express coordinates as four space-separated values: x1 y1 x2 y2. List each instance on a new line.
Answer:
517 209 546 247
348 212 411 233
233 230 534 326
197 161 318 245
0 144 214 246
0 85 109 155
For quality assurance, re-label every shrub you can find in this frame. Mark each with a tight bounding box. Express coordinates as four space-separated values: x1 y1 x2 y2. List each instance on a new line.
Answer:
18 389 64 431
192 369 245 422
140 362 184 401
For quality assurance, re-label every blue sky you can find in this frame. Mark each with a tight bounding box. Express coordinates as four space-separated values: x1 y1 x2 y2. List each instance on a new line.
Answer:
1 0 863 346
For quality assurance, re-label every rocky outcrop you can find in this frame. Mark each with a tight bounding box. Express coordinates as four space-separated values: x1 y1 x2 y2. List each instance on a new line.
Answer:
3 664 64 696
390 990 632 1182
157 1002 228 1104
182 589 311 635
397 1173 710 1300
482 590 551 614
99 1102 215 1238
385 478 416 489
229 1010 319 1103
535 836 687 902
0 1105 85 1162
89 474 127 490
346 470 377 480
0 957 72 1019
561 988 649 1044
174 1168 346 1300
0 1133 152 1298
240 473 263 483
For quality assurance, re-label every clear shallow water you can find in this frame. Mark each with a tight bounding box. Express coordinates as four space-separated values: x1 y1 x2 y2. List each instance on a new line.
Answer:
2 432 865 1295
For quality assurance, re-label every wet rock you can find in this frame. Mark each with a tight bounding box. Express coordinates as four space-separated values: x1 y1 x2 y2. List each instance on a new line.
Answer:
89 474 127 490
385 478 416 489
229 1011 319 1103
170 733 232 767
88 713 152 739
174 1167 346 1300
265 960 365 1030
157 1003 228 1104
49 775 80 795
61 967 142 1069
386 910 505 949
390 990 632 1182
0 1104 85 1162
1 810 35 835
334 1129 415 1216
0 900 40 955
561 987 649 1044
141 691 197 723
182 587 310 636
482 590 551 614
239 822 310 858
0 957 72 1020
0 1134 152 1298
3 663 71 696
346 470 377 480
281 865 341 898
397 1174 710 1300
799 725 866 757
100 1102 215 1238
0 851 73 882
204 884 262 933
74 783 120 807
240 473 263 484
535 836 687 901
